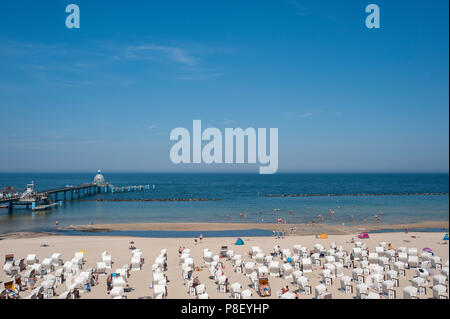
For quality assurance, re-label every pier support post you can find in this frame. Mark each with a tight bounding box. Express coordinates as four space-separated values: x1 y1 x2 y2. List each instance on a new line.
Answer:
8 202 13 214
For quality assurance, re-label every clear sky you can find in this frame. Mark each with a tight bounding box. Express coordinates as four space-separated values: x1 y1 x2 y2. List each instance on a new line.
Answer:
0 0 448 173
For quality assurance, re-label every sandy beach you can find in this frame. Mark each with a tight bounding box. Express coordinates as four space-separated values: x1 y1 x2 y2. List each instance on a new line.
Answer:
64 220 449 235
1 230 448 299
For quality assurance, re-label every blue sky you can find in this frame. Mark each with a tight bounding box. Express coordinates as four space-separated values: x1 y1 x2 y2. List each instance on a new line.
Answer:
0 0 448 173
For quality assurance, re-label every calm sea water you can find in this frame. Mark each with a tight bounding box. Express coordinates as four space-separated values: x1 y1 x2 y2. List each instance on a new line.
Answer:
0 173 448 234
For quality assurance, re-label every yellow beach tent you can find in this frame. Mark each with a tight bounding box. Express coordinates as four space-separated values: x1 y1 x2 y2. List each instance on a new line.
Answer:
319 233 328 239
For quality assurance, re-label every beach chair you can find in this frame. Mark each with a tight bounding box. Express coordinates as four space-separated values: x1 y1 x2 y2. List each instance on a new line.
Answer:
55 268 63 284
431 256 442 268
375 246 384 256
369 274 383 291
325 256 335 264
234 259 243 273
394 261 406 273
241 289 252 299
356 283 368 298
218 275 227 292
51 253 63 266
113 276 127 288
382 280 395 295
74 251 85 263
203 250 213 264
416 268 429 282
339 276 352 292
31 263 43 276
408 248 418 257
313 244 325 255
26 254 38 266
386 270 398 281
131 256 141 271
421 252 432 262
256 253 265 266
102 254 112 269
42 258 54 272
280 291 296 299
292 270 303 284
264 255 273 266
398 252 408 263
195 284 206 296
282 249 292 262
432 275 447 286
367 292 381 299
442 267 449 279
226 250 234 260
257 266 269 278
403 286 418 299
110 286 124 299
197 292 209 299
231 282 242 299
96 261 107 274
432 285 448 299
3 262 14 276
314 284 327 299
408 256 419 268
297 276 309 293
269 261 280 277
334 262 344 277
412 277 426 290
352 268 364 283
324 263 336 278
282 263 293 279
245 262 256 277
293 245 303 256
368 253 378 265
302 258 312 273
311 253 321 266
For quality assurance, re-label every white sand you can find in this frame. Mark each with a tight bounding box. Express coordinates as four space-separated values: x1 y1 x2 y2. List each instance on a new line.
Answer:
1 232 448 299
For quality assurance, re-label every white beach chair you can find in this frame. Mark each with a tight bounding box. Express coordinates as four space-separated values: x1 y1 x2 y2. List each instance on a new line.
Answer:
382 280 395 295
269 261 280 276
131 256 141 271
314 284 327 298
241 289 252 299
340 276 352 292
302 258 312 273
408 256 419 268
26 254 38 266
403 286 418 299
96 261 107 274
432 285 447 299
230 282 242 299
245 262 256 277
356 283 368 299
51 253 63 266
282 263 293 279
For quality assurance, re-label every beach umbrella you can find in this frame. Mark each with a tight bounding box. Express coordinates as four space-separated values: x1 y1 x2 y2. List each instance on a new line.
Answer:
130 241 134 245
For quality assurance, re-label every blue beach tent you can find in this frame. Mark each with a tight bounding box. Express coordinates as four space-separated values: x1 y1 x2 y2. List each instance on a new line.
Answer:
443 233 449 241
235 238 244 245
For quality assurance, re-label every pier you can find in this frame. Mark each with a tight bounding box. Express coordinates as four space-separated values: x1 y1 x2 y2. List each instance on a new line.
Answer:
0 170 152 213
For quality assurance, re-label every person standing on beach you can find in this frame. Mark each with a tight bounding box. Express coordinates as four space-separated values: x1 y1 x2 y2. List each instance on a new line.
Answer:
199 234 203 243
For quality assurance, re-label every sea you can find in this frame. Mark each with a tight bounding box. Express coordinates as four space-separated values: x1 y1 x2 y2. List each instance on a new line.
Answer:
0 173 448 235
